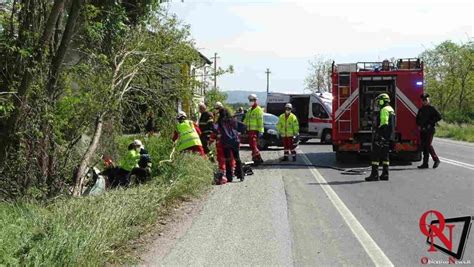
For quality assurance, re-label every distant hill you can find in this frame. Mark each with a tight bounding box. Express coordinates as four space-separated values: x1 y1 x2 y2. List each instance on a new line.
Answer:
224 90 267 104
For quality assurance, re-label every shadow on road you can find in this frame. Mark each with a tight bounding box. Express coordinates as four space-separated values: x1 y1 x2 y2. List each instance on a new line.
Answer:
252 151 415 174
299 140 330 146
239 146 284 151
307 180 366 186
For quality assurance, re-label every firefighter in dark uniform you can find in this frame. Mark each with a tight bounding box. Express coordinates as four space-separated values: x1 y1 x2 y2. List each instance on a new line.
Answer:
366 93 395 181
416 93 441 169
198 102 214 156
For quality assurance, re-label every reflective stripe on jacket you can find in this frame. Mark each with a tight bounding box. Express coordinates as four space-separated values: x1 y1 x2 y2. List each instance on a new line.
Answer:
120 149 140 172
176 120 202 151
277 113 299 137
244 106 264 133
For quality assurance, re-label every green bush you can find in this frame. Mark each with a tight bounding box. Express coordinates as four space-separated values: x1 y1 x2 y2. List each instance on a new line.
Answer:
0 139 213 265
441 111 474 124
436 121 474 142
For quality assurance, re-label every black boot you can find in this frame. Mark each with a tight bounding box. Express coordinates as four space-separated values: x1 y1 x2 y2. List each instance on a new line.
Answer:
433 159 440 169
292 153 297 162
365 165 379 181
235 161 244 181
280 155 289 161
252 157 260 165
417 161 429 169
380 165 389 180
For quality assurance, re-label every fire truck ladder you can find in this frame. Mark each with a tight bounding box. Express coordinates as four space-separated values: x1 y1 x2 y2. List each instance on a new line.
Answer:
337 72 352 134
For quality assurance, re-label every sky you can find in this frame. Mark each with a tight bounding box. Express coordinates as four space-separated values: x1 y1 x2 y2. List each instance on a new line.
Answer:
165 0 473 94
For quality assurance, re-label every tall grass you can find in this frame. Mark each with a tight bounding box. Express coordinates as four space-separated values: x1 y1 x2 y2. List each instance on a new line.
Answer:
436 121 474 142
0 136 213 265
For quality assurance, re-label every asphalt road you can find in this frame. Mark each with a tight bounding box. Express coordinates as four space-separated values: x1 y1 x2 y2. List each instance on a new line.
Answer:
146 138 474 266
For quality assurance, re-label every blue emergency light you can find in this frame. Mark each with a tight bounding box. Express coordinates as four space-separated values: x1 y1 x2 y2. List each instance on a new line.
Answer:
416 81 423 86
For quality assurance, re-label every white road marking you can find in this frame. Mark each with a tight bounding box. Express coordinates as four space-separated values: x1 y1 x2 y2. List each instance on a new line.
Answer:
299 150 394 267
439 157 474 171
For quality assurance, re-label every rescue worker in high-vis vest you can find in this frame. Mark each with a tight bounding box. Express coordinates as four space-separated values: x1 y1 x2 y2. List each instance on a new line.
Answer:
198 102 214 156
365 93 395 181
243 94 264 164
116 140 142 186
276 103 299 162
172 111 205 157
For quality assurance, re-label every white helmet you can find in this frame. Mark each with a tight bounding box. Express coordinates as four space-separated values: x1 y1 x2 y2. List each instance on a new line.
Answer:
215 101 224 109
176 111 187 120
248 94 258 101
285 103 293 109
133 139 143 149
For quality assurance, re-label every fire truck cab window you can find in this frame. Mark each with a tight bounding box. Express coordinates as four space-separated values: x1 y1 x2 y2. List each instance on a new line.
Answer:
312 103 329 119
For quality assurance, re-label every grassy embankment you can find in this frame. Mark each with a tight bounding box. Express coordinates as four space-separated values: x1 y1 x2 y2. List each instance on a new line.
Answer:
0 135 214 265
436 121 474 142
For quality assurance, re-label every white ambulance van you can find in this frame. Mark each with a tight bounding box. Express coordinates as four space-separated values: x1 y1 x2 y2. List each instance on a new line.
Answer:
266 92 333 143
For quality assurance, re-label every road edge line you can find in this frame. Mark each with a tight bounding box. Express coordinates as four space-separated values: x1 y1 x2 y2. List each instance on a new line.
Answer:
299 151 394 267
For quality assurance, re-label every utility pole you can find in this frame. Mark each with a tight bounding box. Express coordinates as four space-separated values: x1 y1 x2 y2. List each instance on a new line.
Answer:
265 68 271 94
211 52 220 90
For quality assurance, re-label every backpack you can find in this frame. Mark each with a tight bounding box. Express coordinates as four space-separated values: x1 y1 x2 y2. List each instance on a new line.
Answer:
219 119 240 148
138 148 152 168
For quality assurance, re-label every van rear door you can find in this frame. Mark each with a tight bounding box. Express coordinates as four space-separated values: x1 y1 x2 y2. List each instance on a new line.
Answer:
308 95 332 137
290 96 310 133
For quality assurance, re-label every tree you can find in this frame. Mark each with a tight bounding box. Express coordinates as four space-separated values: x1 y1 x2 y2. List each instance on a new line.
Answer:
420 40 474 116
205 88 228 107
305 55 333 93
68 11 200 196
0 1 203 199
0 0 88 197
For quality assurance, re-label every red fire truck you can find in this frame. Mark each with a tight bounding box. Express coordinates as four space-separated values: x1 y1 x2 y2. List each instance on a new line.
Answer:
331 58 423 162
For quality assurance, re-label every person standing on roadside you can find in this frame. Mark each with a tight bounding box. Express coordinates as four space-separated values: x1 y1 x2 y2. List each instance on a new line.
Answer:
211 102 235 179
214 104 244 182
416 93 441 169
365 93 395 182
276 103 299 161
243 94 264 164
198 102 214 156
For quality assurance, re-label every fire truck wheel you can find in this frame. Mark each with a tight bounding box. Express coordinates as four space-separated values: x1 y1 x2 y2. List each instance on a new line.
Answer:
321 129 332 144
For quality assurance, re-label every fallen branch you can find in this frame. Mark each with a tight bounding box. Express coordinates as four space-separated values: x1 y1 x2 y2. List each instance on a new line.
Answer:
0 92 18 95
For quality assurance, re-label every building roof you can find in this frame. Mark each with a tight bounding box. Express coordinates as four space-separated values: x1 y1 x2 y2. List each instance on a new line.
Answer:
198 51 212 65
